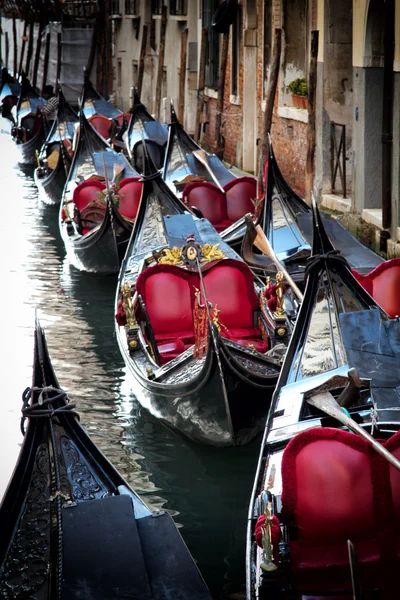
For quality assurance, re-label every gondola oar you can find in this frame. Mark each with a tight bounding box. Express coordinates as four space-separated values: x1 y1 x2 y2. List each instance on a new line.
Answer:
192 149 226 193
307 390 400 473
252 223 304 302
347 540 363 600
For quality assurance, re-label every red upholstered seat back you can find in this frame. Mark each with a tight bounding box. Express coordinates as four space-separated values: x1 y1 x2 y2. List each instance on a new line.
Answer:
202 259 259 330
114 112 130 126
118 177 143 220
88 114 111 139
72 179 106 212
183 182 227 227
384 430 400 531
352 259 400 317
135 265 195 336
224 176 257 222
281 428 376 546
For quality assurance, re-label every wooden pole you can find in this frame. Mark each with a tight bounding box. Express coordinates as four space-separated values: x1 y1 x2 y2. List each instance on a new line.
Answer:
305 30 319 204
25 22 34 76
12 17 17 76
194 26 207 143
136 24 147 100
18 21 28 78
259 28 281 183
5 32 9 71
41 32 51 91
215 30 229 156
32 23 43 89
178 28 188 124
56 31 62 85
155 6 167 121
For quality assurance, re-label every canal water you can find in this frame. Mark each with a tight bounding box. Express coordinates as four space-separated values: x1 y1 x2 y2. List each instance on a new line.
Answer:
0 123 262 599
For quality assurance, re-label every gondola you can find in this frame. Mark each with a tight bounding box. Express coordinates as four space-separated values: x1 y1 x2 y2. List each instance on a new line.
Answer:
115 157 295 447
125 88 168 172
11 75 46 164
0 317 212 600
246 199 400 599
80 76 128 145
0 67 20 123
34 87 78 205
242 135 383 284
59 111 141 274
163 103 259 250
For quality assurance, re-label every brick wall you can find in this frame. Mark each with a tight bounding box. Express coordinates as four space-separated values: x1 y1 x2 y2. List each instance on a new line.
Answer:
201 0 316 199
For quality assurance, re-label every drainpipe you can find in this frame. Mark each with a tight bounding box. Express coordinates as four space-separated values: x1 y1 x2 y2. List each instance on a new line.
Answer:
380 0 395 251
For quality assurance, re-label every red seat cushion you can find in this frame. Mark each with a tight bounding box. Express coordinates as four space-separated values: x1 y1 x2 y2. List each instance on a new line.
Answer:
72 179 106 212
158 339 185 364
183 182 229 230
202 260 259 330
114 112 130 126
117 177 143 220
224 176 257 222
352 258 400 317
88 114 112 139
280 428 382 592
136 265 197 339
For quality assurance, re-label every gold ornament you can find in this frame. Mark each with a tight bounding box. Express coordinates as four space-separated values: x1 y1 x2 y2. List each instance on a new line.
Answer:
202 243 225 263
121 282 137 330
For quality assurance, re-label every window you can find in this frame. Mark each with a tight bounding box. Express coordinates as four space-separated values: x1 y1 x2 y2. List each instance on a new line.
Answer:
231 5 241 98
110 0 121 14
202 0 220 90
282 0 308 107
132 60 138 87
117 59 122 88
125 0 137 14
170 0 187 15
151 0 163 15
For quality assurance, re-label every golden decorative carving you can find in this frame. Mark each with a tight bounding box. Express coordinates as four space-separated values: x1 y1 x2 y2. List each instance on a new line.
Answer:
277 327 286 337
274 272 285 317
157 243 225 266
211 305 228 333
193 287 208 359
158 246 184 266
121 282 137 330
202 243 225 263
260 501 278 572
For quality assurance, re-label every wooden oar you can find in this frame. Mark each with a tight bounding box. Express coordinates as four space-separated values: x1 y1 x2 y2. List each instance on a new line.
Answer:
192 149 225 193
253 224 304 302
347 540 363 600
307 390 400 473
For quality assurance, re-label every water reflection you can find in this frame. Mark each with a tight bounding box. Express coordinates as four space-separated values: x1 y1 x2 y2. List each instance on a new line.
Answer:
0 123 259 599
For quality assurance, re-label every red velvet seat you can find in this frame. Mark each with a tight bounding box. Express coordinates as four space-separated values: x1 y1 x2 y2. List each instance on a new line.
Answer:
117 177 143 221
182 182 231 232
280 427 399 595
203 261 268 352
135 260 267 363
352 259 400 318
224 176 257 222
114 112 130 126
72 179 106 234
88 114 112 140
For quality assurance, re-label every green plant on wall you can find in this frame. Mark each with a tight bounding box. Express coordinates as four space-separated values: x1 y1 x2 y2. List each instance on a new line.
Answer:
287 78 307 96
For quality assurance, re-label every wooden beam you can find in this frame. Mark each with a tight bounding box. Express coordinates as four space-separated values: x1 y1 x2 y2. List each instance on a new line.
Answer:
305 30 319 204
5 32 9 71
25 22 34 76
178 28 188 124
18 21 28 78
194 26 207 143
32 23 43 89
215 30 229 156
259 28 281 185
136 24 148 100
155 6 167 121
41 32 51 91
12 17 17 76
56 31 62 85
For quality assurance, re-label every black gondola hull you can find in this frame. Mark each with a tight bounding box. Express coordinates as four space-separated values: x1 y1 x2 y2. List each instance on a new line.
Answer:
15 125 46 165
34 153 68 205
117 331 279 447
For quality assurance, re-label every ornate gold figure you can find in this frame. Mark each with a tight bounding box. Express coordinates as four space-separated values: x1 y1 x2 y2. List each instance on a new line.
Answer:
121 282 137 330
274 272 285 317
158 246 184 266
202 243 225 263
277 327 286 337
260 501 278 572
193 287 208 359
211 305 228 333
